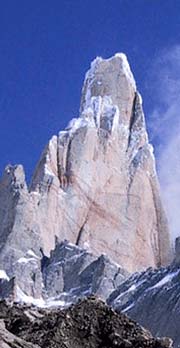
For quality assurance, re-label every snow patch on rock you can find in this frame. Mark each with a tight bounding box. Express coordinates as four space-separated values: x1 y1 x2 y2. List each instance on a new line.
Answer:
27 250 40 259
66 117 95 136
150 270 180 289
17 257 37 264
0 270 9 281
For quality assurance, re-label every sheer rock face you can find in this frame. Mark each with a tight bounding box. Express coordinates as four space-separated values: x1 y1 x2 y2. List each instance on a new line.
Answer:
0 165 42 278
0 53 171 277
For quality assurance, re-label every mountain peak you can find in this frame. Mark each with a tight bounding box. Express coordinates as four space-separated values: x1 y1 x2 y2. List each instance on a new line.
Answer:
80 53 136 126
85 53 136 89
0 54 172 284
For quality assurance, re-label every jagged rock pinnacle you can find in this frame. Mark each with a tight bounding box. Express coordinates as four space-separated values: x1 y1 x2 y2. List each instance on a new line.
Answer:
80 53 136 124
0 54 172 296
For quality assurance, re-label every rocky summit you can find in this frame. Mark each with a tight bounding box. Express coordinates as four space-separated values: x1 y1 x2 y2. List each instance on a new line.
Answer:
0 53 171 283
0 296 172 348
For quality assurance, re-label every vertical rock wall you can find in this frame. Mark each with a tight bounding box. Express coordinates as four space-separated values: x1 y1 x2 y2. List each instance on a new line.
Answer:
0 54 172 277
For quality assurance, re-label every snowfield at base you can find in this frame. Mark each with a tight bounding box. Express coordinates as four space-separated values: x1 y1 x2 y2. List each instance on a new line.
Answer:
45 298 72 308
16 286 71 309
13 269 180 310
16 286 45 307
0 270 9 281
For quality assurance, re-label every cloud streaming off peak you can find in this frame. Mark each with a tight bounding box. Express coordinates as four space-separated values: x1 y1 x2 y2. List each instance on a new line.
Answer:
148 45 180 243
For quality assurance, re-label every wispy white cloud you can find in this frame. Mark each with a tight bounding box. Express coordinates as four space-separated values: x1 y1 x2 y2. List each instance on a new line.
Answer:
147 45 180 243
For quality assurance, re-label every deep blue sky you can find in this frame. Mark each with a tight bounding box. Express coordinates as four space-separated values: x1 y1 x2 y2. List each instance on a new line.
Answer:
0 0 180 181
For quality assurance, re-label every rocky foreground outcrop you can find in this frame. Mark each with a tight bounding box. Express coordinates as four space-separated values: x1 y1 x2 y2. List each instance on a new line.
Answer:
0 53 172 283
0 297 172 348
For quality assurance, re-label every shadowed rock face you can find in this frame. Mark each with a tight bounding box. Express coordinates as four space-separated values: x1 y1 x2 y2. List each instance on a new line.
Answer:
0 53 171 281
0 241 128 305
174 236 180 265
0 297 172 348
108 261 180 348
42 241 128 302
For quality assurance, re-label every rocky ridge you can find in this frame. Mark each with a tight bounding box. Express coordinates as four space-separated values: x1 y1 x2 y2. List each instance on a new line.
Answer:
0 297 172 348
0 241 128 307
107 237 180 348
0 239 179 346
